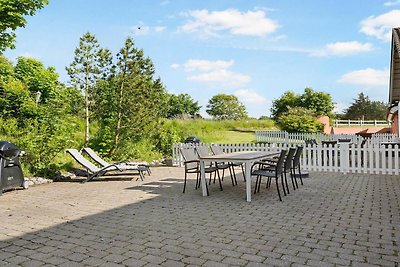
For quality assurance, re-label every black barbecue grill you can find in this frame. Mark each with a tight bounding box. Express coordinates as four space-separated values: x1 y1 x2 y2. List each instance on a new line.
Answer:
0 141 28 195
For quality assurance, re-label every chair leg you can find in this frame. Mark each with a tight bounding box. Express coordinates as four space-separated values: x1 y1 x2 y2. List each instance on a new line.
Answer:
284 172 290 194
241 164 246 182
228 166 235 186
275 177 282 201
138 170 145 181
230 165 238 185
183 172 187 193
216 170 223 191
281 174 286 196
258 175 262 193
195 172 200 189
298 166 303 185
254 176 259 194
290 168 296 190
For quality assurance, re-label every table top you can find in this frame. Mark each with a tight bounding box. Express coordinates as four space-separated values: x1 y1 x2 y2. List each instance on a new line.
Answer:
199 151 279 161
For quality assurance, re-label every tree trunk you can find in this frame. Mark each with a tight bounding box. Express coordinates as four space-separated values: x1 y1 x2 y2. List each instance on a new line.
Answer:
84 71 90 145
108 79 124 156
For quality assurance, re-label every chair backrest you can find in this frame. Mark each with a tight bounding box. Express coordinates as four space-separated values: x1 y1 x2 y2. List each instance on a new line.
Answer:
195 145 211 158
82 147 110 167
305 139 317 146
284 148 296 171
210 145 224 155
292 146 303 168
180 147 199 170
275 150 287 175
66 149 100 173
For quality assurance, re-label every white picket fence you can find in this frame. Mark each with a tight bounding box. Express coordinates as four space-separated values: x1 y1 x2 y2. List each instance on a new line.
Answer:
333 119 390 127
255 130 398 145
172 142 400 175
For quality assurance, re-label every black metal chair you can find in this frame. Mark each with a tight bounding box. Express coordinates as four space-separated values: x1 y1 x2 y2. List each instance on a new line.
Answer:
291 146 304 188
251 150 287 201
210 145 244 182
180 147 220 194
195 146 236 187
283 148 297 193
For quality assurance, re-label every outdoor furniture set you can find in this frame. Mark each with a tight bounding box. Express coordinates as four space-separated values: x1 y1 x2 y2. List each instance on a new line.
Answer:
180 145 305 202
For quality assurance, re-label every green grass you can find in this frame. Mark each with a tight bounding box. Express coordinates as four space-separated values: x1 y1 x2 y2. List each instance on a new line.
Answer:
173 118 276 143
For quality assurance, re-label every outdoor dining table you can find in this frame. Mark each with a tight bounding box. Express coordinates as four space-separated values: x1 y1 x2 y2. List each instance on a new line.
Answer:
199 150 280 202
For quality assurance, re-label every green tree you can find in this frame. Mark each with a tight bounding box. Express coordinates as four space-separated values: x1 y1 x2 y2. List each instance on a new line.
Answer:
166 93 201 118
14 57 59 103
344 93 387 120
0 55 83 176
271 88 334 119
0 0 48 52
206 94 248 120
278 107 323 133
270 91 299 119
66 32 112 145
92 37 168 157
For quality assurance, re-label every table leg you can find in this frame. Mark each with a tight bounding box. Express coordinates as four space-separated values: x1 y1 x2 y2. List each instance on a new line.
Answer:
200 160 207 197
245 161 251 202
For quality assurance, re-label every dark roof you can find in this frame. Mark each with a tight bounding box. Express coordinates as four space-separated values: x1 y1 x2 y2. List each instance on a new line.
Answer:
389 27 400 104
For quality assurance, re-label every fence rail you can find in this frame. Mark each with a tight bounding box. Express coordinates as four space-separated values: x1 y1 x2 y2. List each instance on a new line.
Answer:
255 130 398 144
172 142 400 175
333 119 391 127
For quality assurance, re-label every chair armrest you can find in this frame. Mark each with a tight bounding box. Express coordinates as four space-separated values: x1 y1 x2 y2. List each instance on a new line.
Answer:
101 164 123 172
184 160 200 164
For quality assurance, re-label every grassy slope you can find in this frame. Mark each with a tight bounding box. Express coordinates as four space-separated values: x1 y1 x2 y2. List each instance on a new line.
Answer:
174 119 277 144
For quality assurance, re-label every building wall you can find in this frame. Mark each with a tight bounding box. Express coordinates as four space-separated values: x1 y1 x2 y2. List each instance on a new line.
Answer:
391 112 399 135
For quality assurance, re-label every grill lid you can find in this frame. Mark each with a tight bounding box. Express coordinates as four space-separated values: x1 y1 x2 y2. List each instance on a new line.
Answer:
0 141 21 160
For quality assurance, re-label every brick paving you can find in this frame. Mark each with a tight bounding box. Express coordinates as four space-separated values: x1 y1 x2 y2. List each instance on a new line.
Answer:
0 167 399 266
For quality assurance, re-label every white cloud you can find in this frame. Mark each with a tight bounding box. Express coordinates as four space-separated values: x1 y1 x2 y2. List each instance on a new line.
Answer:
360 10 400 41
155 26 166 32
338 68 389 86
234 89 267 105
384 0 400 6
179 8 279 38
170 63 180 69
183 59 234 72
311 41 373 56
188 69 251 87
334 102 349 114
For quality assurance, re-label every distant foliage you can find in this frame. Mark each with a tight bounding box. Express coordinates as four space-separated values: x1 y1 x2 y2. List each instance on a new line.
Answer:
166 93 201 118
344 93 387 120
206 94 248 120
278 107 323 133
271 88 334 119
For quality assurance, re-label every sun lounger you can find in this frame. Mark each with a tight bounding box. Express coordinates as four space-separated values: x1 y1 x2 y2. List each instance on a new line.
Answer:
82 147 151 175
66 149 146 182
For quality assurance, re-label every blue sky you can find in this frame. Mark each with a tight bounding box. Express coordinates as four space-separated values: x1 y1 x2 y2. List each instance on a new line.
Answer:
4 0 400 118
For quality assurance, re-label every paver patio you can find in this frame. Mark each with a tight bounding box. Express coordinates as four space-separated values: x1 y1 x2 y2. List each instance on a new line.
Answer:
0 167 399 266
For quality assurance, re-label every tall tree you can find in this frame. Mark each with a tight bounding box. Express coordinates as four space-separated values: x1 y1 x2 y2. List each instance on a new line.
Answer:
0 0 48 52
66 32 112 144
344 93 387 120
92 37 167 156
206 94 248 120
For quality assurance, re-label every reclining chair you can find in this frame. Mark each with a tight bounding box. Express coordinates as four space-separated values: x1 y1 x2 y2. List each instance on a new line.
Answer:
82 147 151 175
66 149 146 182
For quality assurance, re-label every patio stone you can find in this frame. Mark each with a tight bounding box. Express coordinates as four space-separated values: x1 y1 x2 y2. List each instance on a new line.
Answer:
0 167 399 266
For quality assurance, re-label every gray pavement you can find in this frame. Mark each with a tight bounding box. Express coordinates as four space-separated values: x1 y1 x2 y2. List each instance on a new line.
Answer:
0 167 399 266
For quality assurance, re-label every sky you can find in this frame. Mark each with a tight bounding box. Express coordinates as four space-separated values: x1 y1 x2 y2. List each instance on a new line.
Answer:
4 0 400 118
